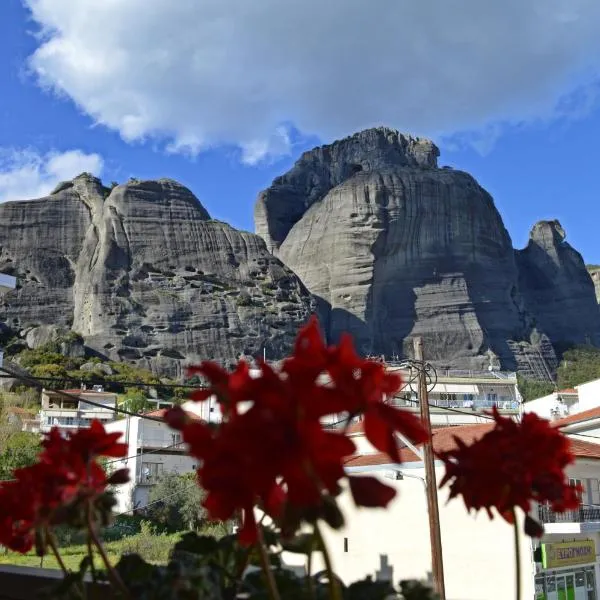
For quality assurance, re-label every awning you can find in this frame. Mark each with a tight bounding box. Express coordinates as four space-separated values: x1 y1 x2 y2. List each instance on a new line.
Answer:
443 384 479 394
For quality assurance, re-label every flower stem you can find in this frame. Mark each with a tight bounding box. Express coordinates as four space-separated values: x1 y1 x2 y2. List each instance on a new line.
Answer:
314 522 342 600
47 532 85 599
87 509 130 599
513 509 521 600
306 532 316 600
87 534 98 584
255 524 281 600
46 532 68 575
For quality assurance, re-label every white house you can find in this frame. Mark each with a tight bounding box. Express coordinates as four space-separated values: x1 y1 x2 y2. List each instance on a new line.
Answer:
281 422 600 600
104 398 219 514
523 388 579 421
105 407 199 514
524 377 600 423
39 386 118 433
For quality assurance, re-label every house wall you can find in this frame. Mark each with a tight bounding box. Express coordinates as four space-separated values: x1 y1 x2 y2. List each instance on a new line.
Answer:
577 380 600 413
283 464 533 600
106 416 197 514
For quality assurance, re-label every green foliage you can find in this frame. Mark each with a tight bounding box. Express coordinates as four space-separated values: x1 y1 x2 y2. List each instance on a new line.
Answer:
119 389 154 414
557 346 600 390
517 375 554 402
147 473 207 532
519 345 600 401
0 431 41 480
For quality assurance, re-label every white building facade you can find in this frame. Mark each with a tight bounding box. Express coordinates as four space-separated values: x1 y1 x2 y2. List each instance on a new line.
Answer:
281 423 600 600
106 404 203 514
39 386 117 433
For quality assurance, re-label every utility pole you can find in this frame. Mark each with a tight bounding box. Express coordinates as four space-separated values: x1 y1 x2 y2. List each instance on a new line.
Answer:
414 337 446 600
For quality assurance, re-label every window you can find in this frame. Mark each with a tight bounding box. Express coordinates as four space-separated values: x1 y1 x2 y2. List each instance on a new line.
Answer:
141 462 163 483
46 416 51 425
570 478 583 503
65 417 74 426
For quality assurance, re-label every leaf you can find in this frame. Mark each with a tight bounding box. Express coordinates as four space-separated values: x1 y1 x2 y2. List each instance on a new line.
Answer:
78 555 92 575
114 552 155 585
280 533 317 554
399 579 439 600
321 495 345 530
173 532 219 556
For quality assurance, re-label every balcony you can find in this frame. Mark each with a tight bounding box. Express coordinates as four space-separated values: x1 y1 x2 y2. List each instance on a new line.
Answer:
537 504 600 533
391 397 520 412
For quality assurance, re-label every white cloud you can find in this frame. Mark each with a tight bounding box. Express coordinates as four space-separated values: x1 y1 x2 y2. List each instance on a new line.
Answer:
23 0 600 160
0 149 104 202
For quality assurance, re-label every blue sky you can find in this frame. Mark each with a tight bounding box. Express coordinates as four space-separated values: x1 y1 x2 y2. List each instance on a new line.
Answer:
1 0 600 262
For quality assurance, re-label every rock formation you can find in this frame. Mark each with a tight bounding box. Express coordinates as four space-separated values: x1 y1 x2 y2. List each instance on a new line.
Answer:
0 174 313 377
255 127 600 374
588 268 600 304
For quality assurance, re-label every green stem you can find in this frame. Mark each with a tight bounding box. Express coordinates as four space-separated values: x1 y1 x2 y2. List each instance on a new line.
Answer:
87 509 130 599
314 522 342 600
255 524 281 600
46 532 68 575
306 532 316 600
87 534 98 584
47 532 85 599
513 509 521 600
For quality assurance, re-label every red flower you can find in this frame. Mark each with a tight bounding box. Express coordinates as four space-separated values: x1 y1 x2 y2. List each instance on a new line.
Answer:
167 316 426 544
42 420 127 462
438 408 580 536
325 334 428 461
348 475 397 508
0 420 129 554
187 360 253 418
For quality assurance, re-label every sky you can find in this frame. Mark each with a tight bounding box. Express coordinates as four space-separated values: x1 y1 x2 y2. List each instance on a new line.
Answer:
0 0 599 261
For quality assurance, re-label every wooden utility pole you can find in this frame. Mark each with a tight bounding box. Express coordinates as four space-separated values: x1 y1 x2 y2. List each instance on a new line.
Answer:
414 337 446 600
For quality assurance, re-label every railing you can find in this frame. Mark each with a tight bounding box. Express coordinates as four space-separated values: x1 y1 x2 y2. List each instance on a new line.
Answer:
384 364 517 380
391 398 520 412
538 504 600 524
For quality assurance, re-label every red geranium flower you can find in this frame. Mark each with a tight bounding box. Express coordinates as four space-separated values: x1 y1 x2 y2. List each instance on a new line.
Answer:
168 316 428 544
0 420 129 554
438 408 580 536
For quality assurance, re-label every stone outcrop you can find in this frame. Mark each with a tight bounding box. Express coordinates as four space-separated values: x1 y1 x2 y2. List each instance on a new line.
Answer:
516 221 600 350
588 268 600 304
255 127 600 374
0 174 313 377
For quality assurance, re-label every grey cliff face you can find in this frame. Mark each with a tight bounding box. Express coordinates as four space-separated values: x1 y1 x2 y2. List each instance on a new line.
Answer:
254 127 439 253
255 128 600 373
0 174 313 377
516 221 600 349
588 268 600 304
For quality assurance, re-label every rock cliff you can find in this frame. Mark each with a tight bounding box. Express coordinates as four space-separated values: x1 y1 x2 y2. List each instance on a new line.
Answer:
588 268 600 304
0 174 313 377
255 127 600 374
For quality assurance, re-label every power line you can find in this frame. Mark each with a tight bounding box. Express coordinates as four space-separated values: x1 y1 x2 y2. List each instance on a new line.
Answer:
0 364 165 423
113 480 199 517
0 373 205 390
105 441 185 465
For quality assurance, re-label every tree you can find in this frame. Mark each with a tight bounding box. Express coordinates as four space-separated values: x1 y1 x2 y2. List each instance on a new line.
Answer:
0 431 41 480
146 472 206 532
119 389 153 415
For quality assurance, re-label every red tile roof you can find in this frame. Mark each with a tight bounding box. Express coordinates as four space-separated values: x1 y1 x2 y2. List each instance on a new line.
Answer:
144 409 167 418
345 422 600 467
558 388 577 394
552 406 600 428
346 422 495 465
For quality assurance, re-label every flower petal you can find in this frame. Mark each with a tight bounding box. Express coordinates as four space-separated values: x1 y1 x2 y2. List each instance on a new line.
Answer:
349 476 397 508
